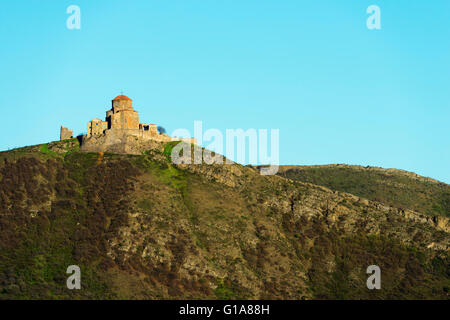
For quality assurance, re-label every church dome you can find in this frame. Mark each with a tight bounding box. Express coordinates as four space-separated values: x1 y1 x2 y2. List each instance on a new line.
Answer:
113 95 132 101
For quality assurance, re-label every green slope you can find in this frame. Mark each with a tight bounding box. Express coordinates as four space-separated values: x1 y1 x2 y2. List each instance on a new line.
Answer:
277 165 450 217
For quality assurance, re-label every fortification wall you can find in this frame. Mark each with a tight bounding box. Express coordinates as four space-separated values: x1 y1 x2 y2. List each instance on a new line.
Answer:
80 128 196 155
87 119 107 137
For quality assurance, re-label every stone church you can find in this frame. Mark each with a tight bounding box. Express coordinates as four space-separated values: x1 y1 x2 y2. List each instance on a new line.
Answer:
87 95 157 137
60 95 195 146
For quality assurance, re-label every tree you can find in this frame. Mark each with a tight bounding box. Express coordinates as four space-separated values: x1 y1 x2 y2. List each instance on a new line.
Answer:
157 126 167 135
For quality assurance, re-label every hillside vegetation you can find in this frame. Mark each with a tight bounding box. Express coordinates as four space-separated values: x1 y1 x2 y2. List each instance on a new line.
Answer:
0 140 448 299
277 165 450 217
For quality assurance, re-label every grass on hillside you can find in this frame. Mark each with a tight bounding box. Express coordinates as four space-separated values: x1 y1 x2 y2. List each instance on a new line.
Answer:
278 166 450 217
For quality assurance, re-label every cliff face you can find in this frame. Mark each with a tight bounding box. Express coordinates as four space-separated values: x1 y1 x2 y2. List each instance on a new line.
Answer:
0 140 448 299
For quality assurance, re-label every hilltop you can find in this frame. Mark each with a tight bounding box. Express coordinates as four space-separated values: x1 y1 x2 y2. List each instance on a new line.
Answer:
276 165 450 218
0 139 448 299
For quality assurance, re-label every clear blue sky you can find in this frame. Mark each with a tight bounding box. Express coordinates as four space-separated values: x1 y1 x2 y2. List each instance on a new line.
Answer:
0 0 449 182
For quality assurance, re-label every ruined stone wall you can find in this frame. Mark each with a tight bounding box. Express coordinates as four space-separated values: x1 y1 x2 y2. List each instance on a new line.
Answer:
139 129 157 139
87 119 107 137
139 124 158 136
60 126 73 140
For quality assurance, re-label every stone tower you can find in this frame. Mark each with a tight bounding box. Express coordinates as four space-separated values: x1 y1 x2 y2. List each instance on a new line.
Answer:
106 95 139 130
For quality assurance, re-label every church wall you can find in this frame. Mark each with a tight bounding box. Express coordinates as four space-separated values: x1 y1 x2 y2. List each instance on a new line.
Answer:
113 99 133 111
110 110 139 130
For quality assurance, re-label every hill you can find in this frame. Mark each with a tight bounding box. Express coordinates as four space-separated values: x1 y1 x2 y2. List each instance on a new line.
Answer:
276 165 450 218
0 140 448 299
